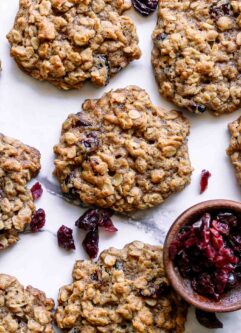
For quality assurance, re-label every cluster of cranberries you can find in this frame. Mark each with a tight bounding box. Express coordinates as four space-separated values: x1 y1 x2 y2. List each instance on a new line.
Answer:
75 209 118 258
56 208 117 257
170 212 241 300
30 182 46 232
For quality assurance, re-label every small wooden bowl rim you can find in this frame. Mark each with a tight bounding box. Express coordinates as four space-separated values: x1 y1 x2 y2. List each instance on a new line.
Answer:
163 199 241 313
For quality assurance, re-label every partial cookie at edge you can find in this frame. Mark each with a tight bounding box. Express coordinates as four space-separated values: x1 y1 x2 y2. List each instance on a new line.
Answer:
0 133 41 249
7 0 141 90
55 241 187 333
227 116 241 184
152 0 241 116
0 274 55 332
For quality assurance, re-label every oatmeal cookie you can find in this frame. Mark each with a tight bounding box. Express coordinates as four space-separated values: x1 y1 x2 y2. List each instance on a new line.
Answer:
54 86 192 212
227 116 241 184
152 0 241 116
0 134 41 249
7 0 141 90
0 274 55 332
55 241 187 333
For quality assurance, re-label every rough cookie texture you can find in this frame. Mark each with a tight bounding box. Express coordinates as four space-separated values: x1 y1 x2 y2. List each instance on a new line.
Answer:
54 86 192 212
152 0 241 116
0 274 55 332
227 116 241 184
7 0 141 90
0 134 41 249
55 241 187 333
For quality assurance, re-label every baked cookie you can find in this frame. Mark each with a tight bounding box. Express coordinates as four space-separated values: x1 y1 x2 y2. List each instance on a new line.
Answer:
7 0 141 90
55 241 187 333
0 274 55 332
227 116 241 184
54 86 192 213
152 0 241 116
0 134 41 249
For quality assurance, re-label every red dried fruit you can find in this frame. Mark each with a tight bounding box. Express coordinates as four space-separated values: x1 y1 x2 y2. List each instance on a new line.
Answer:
217 212 238 228
131 0 158 16
170 211 241 300
82 227 99 259
209 1 231 19
200 169 211 194
226 273 238 289
30 208 46 232
57 225 75 250
75 209 100 230
80 132 99 153
192 273 218 300
195 309 223 329
98 210 118 232
212 219 230 235
75 209 117 232
30 182 43 201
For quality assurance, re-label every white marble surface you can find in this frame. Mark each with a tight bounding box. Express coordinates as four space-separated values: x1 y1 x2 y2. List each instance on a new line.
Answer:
1 1 241 332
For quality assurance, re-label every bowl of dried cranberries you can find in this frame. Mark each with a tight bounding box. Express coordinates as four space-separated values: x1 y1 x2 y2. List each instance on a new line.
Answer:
163 199 241 312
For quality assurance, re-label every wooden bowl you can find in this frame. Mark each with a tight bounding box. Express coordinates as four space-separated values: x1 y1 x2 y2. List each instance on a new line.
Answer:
163 199 241 313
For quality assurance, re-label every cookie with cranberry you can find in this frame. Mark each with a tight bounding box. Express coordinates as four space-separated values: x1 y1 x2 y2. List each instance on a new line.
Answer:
0 134 41 249
7 0 141 90
227 116 241 184
55 241 187 333
0 274 55 332
152 0 241 116
54 86 192 213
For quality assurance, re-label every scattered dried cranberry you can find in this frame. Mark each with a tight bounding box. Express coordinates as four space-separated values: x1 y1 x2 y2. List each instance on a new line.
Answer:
75 209 117 232
200 169 211 194
209 1 231 19
57 225 75 250
30 208 46 232
131 0 158 16
75 209 100 230
195 309 223 329
98 210 117 232
31 182 43 201
170 211 241 300
82 227 99 259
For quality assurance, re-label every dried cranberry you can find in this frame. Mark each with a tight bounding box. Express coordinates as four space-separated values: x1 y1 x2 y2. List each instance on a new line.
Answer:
74 112 92 127
98 210 117 232
217 212 238 228
200 169 211 194
80 132 99 153
131 0 158 16
30 182 43 201
30 208 46 232
212 219 230 235
75 209 100 230
76 209 117 232
192 273 218 299
195 309 223 329
230 235 241 251
176 250 191 278
196 104 207 113
57 225 75 250
156 32 168 41
82 227 99 259
226 272 238 289
210 1 231 19
190 103 207 113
